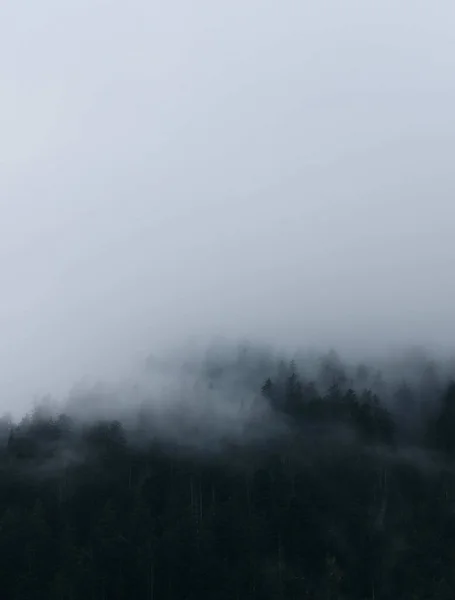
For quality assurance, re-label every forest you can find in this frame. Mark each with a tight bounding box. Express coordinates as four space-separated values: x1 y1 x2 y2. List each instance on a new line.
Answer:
1 346 455 599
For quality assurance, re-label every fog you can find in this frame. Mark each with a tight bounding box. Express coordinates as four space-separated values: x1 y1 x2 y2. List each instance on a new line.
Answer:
1 1 455 415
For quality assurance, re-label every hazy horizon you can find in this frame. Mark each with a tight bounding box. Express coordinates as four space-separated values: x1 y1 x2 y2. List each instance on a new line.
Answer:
1 1 455 414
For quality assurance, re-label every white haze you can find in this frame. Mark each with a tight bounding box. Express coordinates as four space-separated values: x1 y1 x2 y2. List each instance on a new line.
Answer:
1 1 455 416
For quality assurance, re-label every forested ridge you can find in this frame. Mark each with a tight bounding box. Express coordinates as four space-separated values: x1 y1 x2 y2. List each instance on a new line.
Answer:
2 349 455 599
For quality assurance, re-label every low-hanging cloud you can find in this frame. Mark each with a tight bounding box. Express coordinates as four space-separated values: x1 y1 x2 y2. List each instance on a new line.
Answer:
1 0 455 416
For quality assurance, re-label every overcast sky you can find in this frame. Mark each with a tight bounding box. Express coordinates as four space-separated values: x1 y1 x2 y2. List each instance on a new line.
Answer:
1 0 455 412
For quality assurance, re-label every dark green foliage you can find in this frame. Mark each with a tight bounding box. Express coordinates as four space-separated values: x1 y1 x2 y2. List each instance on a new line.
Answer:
0 361 454 599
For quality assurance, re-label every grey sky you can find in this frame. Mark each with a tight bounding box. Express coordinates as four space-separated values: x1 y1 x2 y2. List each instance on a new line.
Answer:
1 0 455 413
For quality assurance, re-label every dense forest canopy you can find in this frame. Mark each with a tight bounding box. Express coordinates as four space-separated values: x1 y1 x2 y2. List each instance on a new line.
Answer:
2 344 455 599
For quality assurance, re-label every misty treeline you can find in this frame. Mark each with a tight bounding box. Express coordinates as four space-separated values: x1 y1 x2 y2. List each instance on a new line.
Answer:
2 345 455 599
